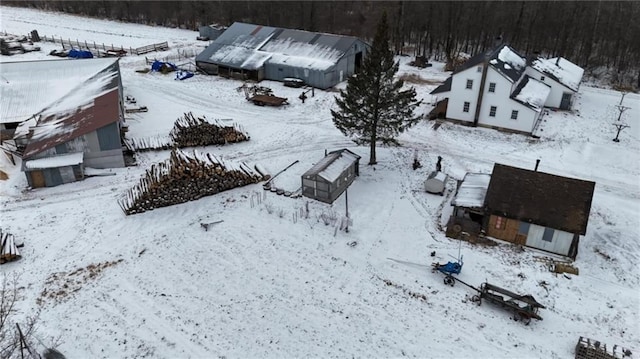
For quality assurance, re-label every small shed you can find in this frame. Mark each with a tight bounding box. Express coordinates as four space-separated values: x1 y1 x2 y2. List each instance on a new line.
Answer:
424 171 448 195
23 152 85 188
302 149 360 204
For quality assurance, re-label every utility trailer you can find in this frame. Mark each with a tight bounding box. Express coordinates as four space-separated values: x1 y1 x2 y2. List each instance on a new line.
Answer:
471 282 546 325
249 94 288 107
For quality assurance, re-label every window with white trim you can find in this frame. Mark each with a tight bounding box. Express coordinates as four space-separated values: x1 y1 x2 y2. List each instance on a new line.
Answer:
489 106 497 117
466 79 473 89
477 66 482 73
511 110 519 120
488 82 496 93
463 101 470 112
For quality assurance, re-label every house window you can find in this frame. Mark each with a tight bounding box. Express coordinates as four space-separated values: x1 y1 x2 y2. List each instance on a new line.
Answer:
466 79 473 89
542 228 554 242
477 66 482 73
489 106 497 117
488 82 496 93
511 110 519 120
495 216 506 230
463 101 470 112
540 76 545 81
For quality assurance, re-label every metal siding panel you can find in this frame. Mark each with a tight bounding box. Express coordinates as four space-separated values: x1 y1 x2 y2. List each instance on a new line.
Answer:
59 166 76 183
85 131 101 152
526 224 571 255
96 122 121 151
83 148 125 168
526 224 546 248
550 230 573 255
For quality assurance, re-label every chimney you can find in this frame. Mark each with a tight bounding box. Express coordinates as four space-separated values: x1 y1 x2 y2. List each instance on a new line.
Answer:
535 159 540 172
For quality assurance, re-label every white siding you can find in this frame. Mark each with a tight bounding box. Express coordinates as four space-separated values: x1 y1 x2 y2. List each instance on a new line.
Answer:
446 66 484 123
476 67 538 133
525 67 574 109
526 223 573 256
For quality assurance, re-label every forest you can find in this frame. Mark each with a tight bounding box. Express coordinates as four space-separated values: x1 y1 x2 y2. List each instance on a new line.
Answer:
3 1 639 87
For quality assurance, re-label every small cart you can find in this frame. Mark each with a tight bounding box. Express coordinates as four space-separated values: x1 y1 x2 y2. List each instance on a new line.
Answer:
472 282 546 324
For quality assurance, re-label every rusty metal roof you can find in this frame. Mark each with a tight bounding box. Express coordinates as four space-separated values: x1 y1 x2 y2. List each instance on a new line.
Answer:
21 61 121 159
484 163 595 235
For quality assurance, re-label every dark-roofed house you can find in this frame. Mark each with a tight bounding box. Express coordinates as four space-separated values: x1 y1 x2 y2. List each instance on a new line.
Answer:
429 44 551 136
525 57 584 110
483 163 595 259
1 58 125 188
302 149 360 204
195 22 369 89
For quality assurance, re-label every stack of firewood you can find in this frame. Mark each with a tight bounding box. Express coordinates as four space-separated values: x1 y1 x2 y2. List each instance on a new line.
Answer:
0 229 21 264
118 148 267 215
170 112 249 148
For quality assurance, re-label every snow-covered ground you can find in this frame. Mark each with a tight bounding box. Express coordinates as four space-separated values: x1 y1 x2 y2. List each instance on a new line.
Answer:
1 6 639 359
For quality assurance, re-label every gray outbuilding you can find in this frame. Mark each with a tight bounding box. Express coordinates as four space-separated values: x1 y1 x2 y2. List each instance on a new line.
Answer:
195 22 369 89
302 149 361 204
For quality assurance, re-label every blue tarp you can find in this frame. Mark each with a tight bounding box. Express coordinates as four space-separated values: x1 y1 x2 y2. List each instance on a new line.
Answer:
68 49 93 59
151 60 177 72
175 70 194 81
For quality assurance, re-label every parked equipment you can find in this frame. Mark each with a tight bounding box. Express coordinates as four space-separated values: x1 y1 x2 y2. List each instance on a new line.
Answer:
471 282 546 325
432 255 463 286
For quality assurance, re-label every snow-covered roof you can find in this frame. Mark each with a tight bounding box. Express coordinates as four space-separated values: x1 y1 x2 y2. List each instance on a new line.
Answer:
1 58 119 124
261 38 343 70
512 76 551 112
319 151 359 182
451 173 491 208
531 57 584 92
426 171 448 182
24 152 84 169
196 22 363 71
488 45 526 83
303 149 361 183
21 60 122 158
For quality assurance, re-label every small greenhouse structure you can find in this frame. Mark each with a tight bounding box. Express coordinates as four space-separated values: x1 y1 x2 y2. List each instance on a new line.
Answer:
301 149 360 204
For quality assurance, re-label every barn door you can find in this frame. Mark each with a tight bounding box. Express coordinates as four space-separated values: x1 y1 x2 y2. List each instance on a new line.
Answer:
560 93 572 110
30 170 46 188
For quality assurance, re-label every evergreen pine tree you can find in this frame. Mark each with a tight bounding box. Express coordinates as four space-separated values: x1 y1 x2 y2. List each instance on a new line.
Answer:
331 11 422 165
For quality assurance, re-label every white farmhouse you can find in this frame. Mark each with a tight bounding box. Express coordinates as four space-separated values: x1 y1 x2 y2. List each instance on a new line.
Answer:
525 57 584 110
430 44 582 136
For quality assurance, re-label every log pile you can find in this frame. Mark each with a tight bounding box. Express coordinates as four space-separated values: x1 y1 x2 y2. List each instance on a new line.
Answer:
169 112 249 148
118 148 267 215
124 135 173 152
0 229 21 264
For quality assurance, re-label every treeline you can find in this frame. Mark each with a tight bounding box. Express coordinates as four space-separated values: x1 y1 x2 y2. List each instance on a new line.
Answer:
4 1 639 84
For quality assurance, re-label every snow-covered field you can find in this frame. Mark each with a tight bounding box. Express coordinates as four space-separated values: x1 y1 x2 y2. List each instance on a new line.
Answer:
1 6 639 359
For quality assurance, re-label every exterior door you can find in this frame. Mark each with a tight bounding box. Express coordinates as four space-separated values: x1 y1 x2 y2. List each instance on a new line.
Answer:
30 170 46 188
560 93 572 110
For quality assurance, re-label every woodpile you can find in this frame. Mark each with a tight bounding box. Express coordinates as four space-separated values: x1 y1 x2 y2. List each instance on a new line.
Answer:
118 148 268 215
1 229 21 264
170 112 249 148
123 112 249 152
124 135 173 152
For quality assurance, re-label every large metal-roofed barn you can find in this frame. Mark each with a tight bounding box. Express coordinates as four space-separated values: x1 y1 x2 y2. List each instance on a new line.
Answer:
195 22 369 89
302 149 361 204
